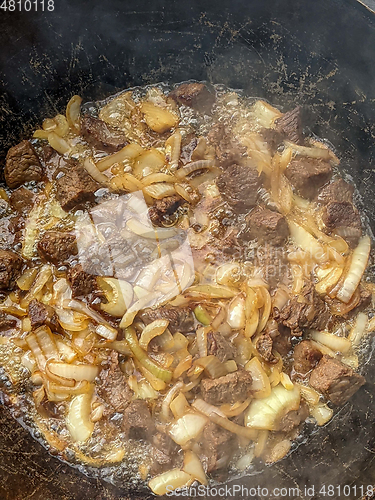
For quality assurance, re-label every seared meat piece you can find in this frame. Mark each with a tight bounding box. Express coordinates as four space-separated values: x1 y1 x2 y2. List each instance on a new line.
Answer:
292 340 323 377
97 351 131 413
37 231 77 265
278 401 309 433
216 164 262 213
122 400 155 440
317 178 354 205
67 264 97 297
260 128 285 154
274 106 303 144
256 333 277 363
321 201 362 246
252 244 290 289
241 207 289 245
199 422 236 472
4 140 43 189
309 355 365 406
55 162 100 211
0 312 17 332
276 281 331 335
200 369 252 405
285 158 332 199
140 306 194 334
81 115 128 152
151 432 181 475
207 331 236 363
9 187 35 215
148 195 183 227
269 322 292 356
28 299 60 331
208 123 247 167
0 250 23 290
170 82 215 113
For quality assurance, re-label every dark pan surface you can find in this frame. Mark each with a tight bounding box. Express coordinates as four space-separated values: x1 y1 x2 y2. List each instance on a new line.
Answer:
0 0 374 498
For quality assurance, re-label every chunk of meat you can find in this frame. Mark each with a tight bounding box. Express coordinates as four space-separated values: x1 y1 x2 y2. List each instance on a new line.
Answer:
260 128 284 155
4 140 43 189
97 351 131 413
151 432 181 475
169 83 215 114
28 299 60 331
256 333 277 363
321 201 362 246
285 158 332 199
309 355 365 406
216 164 262 213
201 369 252 405
278 401 309 433
66 264 97 297
317 178 354 205
9 187 35 215
251 244 290 289
140 306 194 334
37 231 77 265
276 281 331 335
241 207 289 245
0 250 23 290
55 162 100 211
148 195 183 227
0 312 17 332
274 106 303 144
199 422 236 473
208 123 247 167
269 322 292 356
292 340 323 377
207 331 236 363
81 115 128 152
122 400 155 440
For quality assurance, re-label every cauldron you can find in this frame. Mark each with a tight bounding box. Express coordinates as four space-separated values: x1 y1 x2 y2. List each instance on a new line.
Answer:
0 1 374 498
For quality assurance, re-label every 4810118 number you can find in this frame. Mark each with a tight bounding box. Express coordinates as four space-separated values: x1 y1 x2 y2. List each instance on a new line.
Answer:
0 0 54 10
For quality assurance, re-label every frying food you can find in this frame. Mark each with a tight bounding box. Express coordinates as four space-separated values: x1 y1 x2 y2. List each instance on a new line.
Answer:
0 82 372 495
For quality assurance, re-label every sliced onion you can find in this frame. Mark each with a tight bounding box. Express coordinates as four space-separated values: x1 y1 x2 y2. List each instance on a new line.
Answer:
83 158 110 186
66 392 94 442
20 265 52 308
194 305 212 326
251 100 282 128
48 362 99 382
288 220 327 263
216 262 242 287
26 333 47 370
135 361 167 391
185 284 236 299
165 130 182 171
97 143 144 171
348 312 368 347
16 268 39 291
35 325 59 361
309 339 337 358
161 381 184 421
96 324 118 341
55 339 77 363
174 183 194 203
55 308 90 332
245 385 300 431
111 172 144 192
119 291 159 328
310 331 352 354
142 173 176 186
148 469 192 496
125 218 178 240
183 450 207 486
135 262 162 290
280 372 294 391
195 355 228 379
168 412 208 445
245 286 259 338
143 183 176 199
170 392 189 419
53 114 70 137
311 403 333 426
295 383 320 407
336 236 371 303
97 277 133 317
175 160 216 179
66 95 82 133
257 288 271 334
173 354 193 379
63 299 112 327
139 319 169 350
245 357 271 399
211 307 226 330
48 131 71 155
220 398 252 417
196 326 209 358
315 267 343 295
285 141 332 160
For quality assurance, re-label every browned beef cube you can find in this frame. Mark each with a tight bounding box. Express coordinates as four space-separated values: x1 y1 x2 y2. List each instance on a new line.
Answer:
122 400 155 440
207 331 236 363
4 141 43 189
285 158 332 199
0 312 17 332
9 187 35 214
81 115 128 152
274 106 303 144
293 340 323 376
28 299 60 331
55 163 100 211
0 250 23 290
208 123 247 166
37 231 77 265
151 432 182 475
148 195 183 227
216 164 262 213
260 128 285 154
97 351 131 414
241 207 289 245
201 369 252 405
276 281 331 335
199 422 236 472
317 178 354 204
321 201 362 246
67 264 96 297
169 83 215 113
309 356 365 406
256 333 277 363
254 244 290 289
140 306 194 334
278 402 309 433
